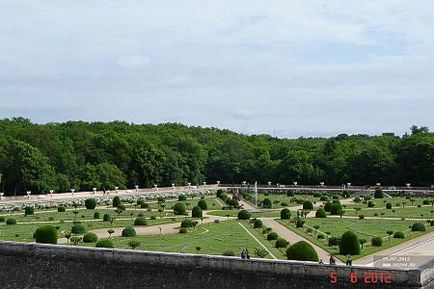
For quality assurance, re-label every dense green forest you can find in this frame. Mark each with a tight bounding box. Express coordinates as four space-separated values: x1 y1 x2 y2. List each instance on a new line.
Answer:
0 118 432 195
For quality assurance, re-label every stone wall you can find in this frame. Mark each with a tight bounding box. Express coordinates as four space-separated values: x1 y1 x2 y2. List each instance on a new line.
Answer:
0 241 431 289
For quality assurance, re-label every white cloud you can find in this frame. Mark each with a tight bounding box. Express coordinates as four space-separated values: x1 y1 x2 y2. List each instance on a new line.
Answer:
0 0 433 137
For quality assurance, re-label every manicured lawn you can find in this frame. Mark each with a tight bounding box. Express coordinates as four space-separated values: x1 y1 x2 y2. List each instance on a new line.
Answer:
277 218 433 260
345 196 433 209
207 209 281 218
342 206 434 219
0 217 182 242
244 193 324 209
107 220 273 258
0 208 172 223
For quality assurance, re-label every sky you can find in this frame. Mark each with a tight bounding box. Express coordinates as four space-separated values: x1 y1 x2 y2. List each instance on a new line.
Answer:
0 0 433 138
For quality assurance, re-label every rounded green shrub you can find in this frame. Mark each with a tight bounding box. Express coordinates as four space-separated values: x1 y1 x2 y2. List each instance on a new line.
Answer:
85 198 97 209
374 189 384 199
191 206 203 218
93 212 100 219
0 217 4 222
173 203 187 215
198 199 208 210
330 203 343 215
386 203 392 209
253 219 263 228
134 217 148 226
71 223 87 234
57 206 66 212
275 238 289 248
140 203 149 209
181 219 194 228
6 218 16 225
34 225 57 244
237 210 251 220
339 231 360 255
315 208 327 218
286 241 319 262
262 198 272 208
296 219 305 228
83 232 98 243
24 206 35 215
96 239 114 248
179 228 188 234
178 194 187 201
393 231 405 239
303 200 313 210
368 201 375 208
280 208 291 220
371 237 383 247
267 232 278 241
103 213 111 222
412 222 426 232
122 226 136 237
112 196 121 207
324 201 332 212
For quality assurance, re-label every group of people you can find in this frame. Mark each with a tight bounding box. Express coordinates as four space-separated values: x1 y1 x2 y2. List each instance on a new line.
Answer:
240 248 250 259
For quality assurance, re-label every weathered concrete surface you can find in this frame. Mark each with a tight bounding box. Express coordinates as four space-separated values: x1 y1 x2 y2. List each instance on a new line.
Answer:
0 241 432 289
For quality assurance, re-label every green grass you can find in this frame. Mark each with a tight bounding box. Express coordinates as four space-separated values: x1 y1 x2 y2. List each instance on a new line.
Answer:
0 217 183 242
239 221 287 259
207 210 281 218
104 220 273 257
345 196 433 209
277 218 433 260
244 193 324 209
342 206 434 219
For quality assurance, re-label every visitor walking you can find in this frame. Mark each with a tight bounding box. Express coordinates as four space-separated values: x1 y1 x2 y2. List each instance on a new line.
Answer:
241 249 246 259
329 254 336 265
346 254 352 266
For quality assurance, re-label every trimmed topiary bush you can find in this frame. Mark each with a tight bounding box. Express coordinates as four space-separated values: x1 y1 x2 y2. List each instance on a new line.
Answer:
191 206 203 218
24 206 34 215
412 222 426 232
339 231 360 255
198 199 208 210
262 198 272 208
275 238 289 248
34 225 57 244
374 189 384 199
324 201 332 212
368 201 375 208
112 196 121 207
141 203 149 209
371 237 383 247
134 217 148 226
6 218 16 225
178 194 187 201
296 219 305 228
0 217 4 222
71 223 87 234
253 219 263 228
122 226 136 237
173 203 187 215
393 231 405 239
267 232 278 241
83 232 98 243
238 210 251 220
57 206 66 212
103 213 111 222
330 203 343 215
93 212 100 219
286 241 319 262
96 239 114 248
386 203 392 209
280 208 291 220
85 198 97 209
303 200 313 210
181 219 194 228
315 208 327 218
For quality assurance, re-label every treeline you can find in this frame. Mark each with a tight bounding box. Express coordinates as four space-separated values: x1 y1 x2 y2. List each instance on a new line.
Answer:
0 118 432 195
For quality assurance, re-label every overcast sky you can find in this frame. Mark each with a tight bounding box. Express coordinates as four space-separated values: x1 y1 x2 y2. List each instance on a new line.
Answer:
0 1 433 138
